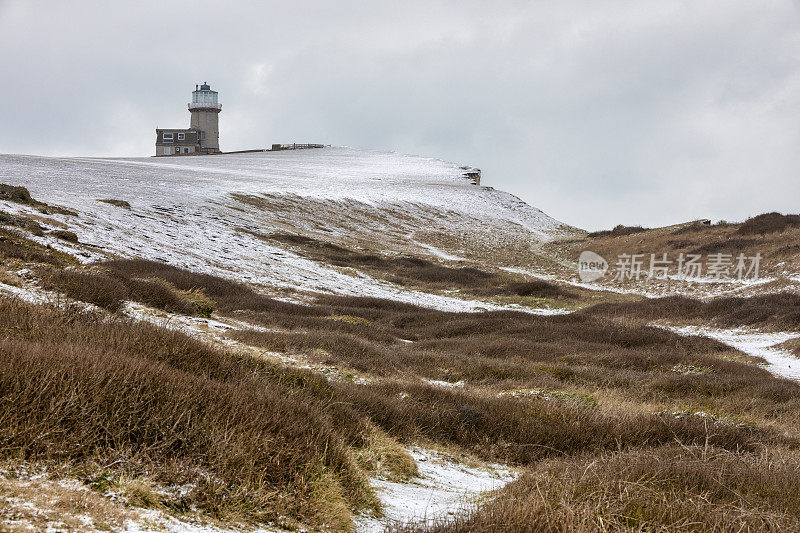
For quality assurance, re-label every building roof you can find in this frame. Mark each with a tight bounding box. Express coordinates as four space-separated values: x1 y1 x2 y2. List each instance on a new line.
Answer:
155 128 199 132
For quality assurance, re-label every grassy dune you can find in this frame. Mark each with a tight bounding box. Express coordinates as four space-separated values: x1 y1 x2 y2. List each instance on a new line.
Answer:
2 242 800 530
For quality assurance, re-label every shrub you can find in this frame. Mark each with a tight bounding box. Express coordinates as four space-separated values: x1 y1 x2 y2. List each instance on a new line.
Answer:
125 277 195 315
99 258 314 315
690 237 757 254
97 199 131 209
0 299 372 526
179 287 215 317
504 280 576 299
0 183 33 203
0 184 76 216
44 266 217 318
262 233 498 289
42 270 128 312
588 224 648 238
49 229 79 243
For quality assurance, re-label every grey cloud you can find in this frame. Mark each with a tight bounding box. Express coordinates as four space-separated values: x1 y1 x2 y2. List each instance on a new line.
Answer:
1 0 798 229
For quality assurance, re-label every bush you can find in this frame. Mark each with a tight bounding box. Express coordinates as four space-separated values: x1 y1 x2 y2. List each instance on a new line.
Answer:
0 237 62 266
99 258 310 315
49 229 79 243
0 183 33 203
504 280 576 299
42 270 129 312
97 199 131 209
125 277 195 315
42 265 220 318
264 233 498 289
588 224 648 238
0 184 76 216
690 237 757 254
179 287 215 317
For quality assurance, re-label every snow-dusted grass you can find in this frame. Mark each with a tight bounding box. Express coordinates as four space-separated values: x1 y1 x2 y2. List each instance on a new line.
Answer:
0 465 292 533
0 149 569 313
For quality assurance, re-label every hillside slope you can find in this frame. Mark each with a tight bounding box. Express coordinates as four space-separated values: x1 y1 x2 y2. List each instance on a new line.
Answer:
0 147 575 310
2 149 800 532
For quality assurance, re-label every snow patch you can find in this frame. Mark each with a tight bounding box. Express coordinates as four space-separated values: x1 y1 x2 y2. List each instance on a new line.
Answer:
664 324 800 381
357 447 515 532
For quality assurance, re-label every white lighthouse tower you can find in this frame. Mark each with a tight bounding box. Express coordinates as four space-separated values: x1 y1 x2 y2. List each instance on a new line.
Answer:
188 82 222 153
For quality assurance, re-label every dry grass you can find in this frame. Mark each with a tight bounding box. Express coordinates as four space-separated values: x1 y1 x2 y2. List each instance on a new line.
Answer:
0 228 76 267
0 471 135 531
124 276 197 315
41 264 220 316
0 298 375 528
251 232 577 299
505 280 575 298
736 212 800 235
98 259 303 315
80 261 800 442
0 210 44 236
328 382 777 466
399 445 800 532
263 232 497 289
0 184 34 203
588 224 649 238
549 213 800 278
778 337 800 357
10 255 800 529
583 292 800 332
0 183 76 216
41 270 129 312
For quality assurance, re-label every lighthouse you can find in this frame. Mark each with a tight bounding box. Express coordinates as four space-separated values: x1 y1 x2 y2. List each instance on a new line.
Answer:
155 82 222 156
189 82 221 153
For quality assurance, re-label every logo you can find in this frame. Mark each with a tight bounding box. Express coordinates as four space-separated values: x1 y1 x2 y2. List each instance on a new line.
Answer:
577 251 608 282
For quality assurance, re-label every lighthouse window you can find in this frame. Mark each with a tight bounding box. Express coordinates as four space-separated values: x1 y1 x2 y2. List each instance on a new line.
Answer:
177 133 185 140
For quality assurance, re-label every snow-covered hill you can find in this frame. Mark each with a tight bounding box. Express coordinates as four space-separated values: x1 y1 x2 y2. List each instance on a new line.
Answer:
0 147 573 310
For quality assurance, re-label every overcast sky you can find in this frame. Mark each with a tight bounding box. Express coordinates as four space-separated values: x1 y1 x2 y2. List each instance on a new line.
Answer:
1 1 799 230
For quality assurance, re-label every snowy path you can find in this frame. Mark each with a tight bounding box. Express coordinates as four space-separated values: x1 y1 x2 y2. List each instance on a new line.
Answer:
665 325 800 380
357 448 515 532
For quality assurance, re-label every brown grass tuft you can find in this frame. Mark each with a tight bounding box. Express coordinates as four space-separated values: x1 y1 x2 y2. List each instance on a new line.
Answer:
399 446 800 532
42 269 129 311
